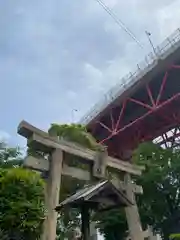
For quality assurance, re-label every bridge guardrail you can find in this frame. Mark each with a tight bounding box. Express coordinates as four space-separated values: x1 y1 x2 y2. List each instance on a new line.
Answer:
80 28 180 125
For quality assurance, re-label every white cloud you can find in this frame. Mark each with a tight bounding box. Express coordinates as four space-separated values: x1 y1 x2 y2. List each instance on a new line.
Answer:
84 63 103 91
0 0 180 140
158 0 180 38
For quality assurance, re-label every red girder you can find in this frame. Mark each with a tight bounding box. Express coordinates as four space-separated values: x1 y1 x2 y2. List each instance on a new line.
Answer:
99 93 180 144
118 94 180 134
98 121 112 133
97 65 180 154
110 111 115 130
156 71 168 105
115 100 127 130
128 97 152 110
146 84 156 107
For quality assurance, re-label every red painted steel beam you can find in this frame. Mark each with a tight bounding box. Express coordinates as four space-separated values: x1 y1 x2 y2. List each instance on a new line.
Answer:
98 121 113 133
115 101 127 130
128 97 152 110
156 71 168 105
115 93 180 136
110 111 115 130
146 84 156 107
99 96 180 149
96 65 180 155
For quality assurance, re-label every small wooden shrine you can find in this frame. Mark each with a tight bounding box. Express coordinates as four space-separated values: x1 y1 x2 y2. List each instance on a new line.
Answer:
56 180 132 240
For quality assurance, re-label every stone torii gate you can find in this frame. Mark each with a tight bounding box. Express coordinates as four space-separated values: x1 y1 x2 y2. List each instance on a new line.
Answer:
18 120 145 240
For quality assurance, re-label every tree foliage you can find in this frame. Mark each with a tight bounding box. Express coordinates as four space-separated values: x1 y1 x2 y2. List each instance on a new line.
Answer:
96 142 180 240
0 168 45 240
0 142 22 168
0 142 45 239
95 209 128 240
170 233 180 240
134 142 180 239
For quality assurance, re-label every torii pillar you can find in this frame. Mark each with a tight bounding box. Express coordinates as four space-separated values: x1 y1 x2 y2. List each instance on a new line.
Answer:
124 173 144 240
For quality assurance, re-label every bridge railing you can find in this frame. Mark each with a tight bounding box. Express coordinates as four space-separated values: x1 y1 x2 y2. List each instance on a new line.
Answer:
80 28 180 125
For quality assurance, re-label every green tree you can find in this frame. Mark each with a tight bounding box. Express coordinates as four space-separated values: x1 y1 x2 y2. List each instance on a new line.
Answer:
134 142 180 239
96 142 180 240
0 142 22 168
95 209 128 240
0 142 45 239
0 168 45 240
170 233 180 240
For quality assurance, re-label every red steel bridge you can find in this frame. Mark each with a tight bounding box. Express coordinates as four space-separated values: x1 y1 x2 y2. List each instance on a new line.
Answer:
81 28 180 161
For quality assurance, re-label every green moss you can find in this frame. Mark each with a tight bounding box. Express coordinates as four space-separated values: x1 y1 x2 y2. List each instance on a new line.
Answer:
169 233 180 239
48 123 104 151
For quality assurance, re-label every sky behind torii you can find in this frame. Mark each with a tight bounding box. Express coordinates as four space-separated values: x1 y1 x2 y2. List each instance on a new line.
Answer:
0 0 180 147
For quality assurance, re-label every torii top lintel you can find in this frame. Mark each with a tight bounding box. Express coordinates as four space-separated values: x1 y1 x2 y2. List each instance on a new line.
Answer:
17 120 144 176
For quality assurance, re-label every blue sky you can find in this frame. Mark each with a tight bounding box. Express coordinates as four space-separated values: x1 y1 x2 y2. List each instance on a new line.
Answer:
0 0 180 148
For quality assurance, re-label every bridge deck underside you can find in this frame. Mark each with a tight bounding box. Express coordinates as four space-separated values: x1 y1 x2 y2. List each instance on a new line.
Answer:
88 65 180 159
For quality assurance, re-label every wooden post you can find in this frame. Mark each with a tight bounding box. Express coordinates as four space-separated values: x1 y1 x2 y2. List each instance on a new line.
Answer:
81 204 90 240
43 149 63 240
124 174 144 240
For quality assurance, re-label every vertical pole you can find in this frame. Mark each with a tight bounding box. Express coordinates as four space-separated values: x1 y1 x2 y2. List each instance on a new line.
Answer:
81 204 90 240
90 221 98 240
124 173 144 240
42 148 63 240
145 31 157 58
